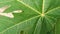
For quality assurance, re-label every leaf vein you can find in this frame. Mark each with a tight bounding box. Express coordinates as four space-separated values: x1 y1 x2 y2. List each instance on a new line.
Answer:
45 7 60 14
17 0 41 14
0 15 40 33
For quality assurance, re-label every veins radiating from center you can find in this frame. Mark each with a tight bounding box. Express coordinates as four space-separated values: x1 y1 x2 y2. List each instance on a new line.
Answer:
40 0 45 17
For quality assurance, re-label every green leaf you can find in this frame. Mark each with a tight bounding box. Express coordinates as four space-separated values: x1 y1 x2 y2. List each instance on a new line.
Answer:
33 17 42 34
0 0 60 34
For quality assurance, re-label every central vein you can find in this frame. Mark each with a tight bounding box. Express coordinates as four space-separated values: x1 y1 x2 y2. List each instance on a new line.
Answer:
41 0 45 17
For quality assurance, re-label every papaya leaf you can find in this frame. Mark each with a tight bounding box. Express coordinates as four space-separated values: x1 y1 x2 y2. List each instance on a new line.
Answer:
0 0 60 34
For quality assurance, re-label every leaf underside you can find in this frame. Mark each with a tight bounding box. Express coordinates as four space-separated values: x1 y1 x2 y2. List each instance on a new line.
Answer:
0 0 60 34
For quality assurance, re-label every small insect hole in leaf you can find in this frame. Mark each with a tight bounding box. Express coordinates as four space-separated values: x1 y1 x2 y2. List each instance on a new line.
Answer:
0 5 11 13
12 10 23 13
0 13 14 18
